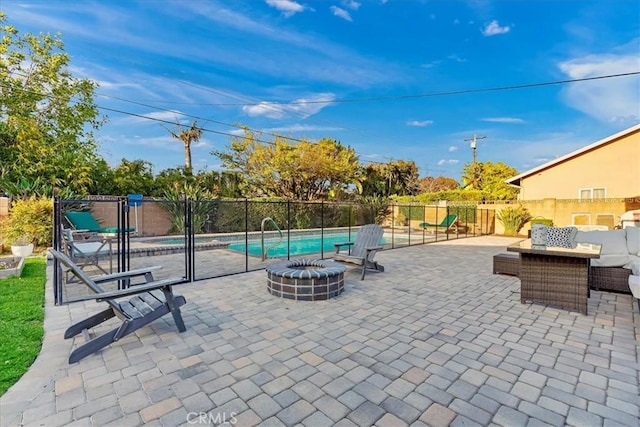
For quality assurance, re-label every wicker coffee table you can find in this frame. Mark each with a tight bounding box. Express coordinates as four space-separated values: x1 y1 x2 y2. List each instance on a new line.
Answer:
507 240 601 315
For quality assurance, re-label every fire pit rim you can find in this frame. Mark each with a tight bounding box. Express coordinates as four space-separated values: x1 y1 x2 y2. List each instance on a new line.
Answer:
265 258 346 279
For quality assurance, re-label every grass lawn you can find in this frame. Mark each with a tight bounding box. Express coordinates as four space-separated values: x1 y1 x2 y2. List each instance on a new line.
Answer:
0 257 46 396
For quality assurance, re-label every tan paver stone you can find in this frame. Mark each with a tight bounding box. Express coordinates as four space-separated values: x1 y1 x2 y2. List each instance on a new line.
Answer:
120 390 152 414
232 356 253 369
180 354 202 368
402 367 430 385
301 411 335 427
420 403 457 427
375 413 409 427
300 351 325 366
55 374 83 394
262 330 281 341
139 396 181 423
234 409 263 426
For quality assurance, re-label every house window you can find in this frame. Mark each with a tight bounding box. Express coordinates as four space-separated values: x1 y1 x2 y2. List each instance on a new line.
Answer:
572 213 590 226
579 188 606 199
595 214 615 229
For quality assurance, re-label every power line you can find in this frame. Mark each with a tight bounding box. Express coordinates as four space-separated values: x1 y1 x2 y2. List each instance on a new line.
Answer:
4 71 638 174
109 72 640 107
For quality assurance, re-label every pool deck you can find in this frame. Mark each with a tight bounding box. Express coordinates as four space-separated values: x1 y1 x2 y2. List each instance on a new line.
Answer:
1 236 639 426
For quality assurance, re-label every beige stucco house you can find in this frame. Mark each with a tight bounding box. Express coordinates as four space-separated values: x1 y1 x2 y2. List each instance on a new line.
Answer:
507 123 640 200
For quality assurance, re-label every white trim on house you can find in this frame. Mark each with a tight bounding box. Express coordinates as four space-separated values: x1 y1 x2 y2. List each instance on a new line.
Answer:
578 187 606 199
506 123 640 186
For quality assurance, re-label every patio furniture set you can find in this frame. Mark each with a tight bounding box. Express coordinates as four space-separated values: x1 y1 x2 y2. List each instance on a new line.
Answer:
494 226 640 314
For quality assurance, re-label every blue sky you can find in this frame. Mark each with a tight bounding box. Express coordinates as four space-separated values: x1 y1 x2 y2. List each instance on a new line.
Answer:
3 0 639 181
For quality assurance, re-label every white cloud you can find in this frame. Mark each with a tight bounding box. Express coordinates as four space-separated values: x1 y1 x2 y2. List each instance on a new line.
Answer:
482 117 524 124
115 110 186 125
264 124 345 133
266 0 305 17
242 93 337 119
406 120 434 127
448 146 458 152
342 0 361 10
558 47 640 124
437 159 460 166
447 54 466 63
330 6 353 21
482 20 511 36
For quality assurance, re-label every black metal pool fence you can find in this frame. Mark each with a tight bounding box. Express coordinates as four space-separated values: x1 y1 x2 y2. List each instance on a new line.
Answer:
52 197 494 304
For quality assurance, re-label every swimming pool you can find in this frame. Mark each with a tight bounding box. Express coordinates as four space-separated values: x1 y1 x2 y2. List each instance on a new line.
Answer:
228 233 381 258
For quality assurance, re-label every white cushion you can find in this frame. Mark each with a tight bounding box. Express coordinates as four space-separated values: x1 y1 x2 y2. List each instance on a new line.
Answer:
591 254 631 267
624 256 640 274
71 242 110 257
575 230 628 255
625 226 640 255
628 274 640 299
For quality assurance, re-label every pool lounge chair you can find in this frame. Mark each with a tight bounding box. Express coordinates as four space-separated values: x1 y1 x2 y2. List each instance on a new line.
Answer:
333 224 385 280
419 214 458 233
61 228 113 276
64 210 135 235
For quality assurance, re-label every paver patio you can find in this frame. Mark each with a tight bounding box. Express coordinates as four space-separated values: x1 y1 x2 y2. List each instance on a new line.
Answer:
1 236 638 426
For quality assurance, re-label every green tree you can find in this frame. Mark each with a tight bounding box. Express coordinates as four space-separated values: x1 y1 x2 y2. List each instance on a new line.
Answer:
461 161 519 200
361 160 420 197
0 13 104 196
111 159 156 196
214 130 361 201
417 176 459 193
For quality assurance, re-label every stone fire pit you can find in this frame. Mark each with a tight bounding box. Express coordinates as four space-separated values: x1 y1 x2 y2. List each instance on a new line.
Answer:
266 258 346 301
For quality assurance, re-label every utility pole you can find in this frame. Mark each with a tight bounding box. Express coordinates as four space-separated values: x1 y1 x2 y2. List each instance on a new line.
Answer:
465 134 486 164
464 134 486 190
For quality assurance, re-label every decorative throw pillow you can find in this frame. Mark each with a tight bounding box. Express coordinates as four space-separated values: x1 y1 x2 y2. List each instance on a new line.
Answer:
530 224 547 246
546 226 578 248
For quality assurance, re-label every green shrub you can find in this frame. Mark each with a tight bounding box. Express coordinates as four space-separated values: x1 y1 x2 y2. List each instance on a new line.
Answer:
161 182 217 234
0 197 53 247
497 205 532 236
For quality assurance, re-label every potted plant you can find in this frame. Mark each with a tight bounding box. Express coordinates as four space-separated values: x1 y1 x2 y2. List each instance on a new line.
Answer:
8 235 34 257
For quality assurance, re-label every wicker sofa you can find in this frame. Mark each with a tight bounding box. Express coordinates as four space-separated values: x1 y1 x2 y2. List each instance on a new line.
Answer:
576 228 640 294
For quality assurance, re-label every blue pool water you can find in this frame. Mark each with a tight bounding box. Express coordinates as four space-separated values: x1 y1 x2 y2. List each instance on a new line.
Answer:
228 233 379 257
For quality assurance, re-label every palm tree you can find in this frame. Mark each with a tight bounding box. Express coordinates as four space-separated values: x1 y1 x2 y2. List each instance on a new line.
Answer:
167 120 203 173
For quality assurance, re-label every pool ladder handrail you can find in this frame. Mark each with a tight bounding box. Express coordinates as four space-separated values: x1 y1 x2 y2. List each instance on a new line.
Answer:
261 217 283 261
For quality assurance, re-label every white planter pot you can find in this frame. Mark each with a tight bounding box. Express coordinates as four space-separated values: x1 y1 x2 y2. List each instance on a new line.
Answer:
11 243 34 257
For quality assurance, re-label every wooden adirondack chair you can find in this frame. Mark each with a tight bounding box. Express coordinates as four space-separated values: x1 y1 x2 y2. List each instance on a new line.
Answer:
333 224 385 280
50 249 187 363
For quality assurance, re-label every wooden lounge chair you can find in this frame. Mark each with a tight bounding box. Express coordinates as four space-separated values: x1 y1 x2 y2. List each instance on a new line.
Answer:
333 224 385 280
419 214 458 233
50 249 187 363
64 210 135 234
